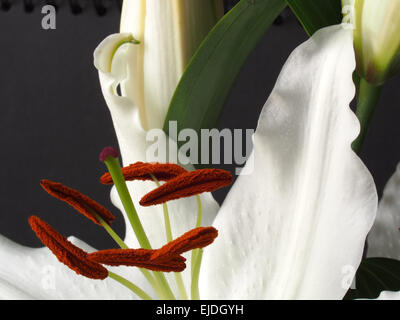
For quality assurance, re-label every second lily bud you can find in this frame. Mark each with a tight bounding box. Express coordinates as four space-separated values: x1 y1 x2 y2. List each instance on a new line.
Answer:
343 0 400 85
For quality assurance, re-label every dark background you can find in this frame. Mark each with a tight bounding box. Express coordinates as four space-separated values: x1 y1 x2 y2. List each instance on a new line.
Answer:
0 0 399 250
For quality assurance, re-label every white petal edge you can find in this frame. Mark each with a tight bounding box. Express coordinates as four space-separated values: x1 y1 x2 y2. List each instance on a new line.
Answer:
367 163 400 260
374 290 400 300
93 33 135 74
95 34 219 296
199 25 378 300
0 235 141 299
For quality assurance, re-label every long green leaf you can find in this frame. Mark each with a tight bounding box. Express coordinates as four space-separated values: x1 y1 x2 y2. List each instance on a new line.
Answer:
286 0 343 36
163 0 286 143
344 258 400 300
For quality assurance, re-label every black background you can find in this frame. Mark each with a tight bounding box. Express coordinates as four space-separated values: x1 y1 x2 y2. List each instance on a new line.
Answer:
0 0 399 250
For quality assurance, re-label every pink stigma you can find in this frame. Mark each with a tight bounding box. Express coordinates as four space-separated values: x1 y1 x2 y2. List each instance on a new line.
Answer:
99 146 119 162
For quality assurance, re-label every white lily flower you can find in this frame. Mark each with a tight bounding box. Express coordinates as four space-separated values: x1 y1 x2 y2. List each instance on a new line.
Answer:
0 23 380 299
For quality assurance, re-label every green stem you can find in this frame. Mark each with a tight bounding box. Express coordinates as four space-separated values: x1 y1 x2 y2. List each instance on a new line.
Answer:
94 213 160 297
164 200 187 299
174 272 188 300
352 78 382 154
191 197 202 277
162 203 173 242
96 214 127 249
190 249 203 300
150 174 187 300
153 272 176 300
108 271 152 300
104 157 152 249
195 195 202 228
160 201 185 299
191 195 203 293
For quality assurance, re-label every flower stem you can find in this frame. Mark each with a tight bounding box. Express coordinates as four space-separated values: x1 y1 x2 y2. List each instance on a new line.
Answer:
94 213 160 297
174 272 188 300
191 195 203 297
103 157 152 249
352 78 382 154
191 249 203 300
151 174 187 300
191 197 203 277
153 272 176 300
108 271 152 300
96 214 127 249
195 195 202 228
161 201 185 299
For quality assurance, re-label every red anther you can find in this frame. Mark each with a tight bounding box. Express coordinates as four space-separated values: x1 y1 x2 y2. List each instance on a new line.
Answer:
28 216 108 280
100 162 187 185
88 248 186 272
151 227 218 261
40 179 115 226
139 169 233 206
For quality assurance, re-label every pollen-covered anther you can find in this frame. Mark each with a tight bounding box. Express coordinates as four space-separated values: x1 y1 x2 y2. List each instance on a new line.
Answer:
100 162 187 185
151 227 218 261
40 179 115 226
139 169 233 206
28 216 108 280
88 249 186 272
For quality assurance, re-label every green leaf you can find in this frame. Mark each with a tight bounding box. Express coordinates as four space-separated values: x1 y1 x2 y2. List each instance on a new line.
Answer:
286 0 343 36
344 258 400 300
163 0 286 143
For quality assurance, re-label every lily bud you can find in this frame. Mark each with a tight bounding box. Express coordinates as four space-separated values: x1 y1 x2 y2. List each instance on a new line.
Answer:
343 0 400 85
119 0 224 129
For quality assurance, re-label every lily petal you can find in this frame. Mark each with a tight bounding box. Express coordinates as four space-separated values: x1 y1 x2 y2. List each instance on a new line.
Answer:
95 33 219 294
374 290 400 300
367 163 400 260
120 0 224 129
199 25 378 300
0 235 141 299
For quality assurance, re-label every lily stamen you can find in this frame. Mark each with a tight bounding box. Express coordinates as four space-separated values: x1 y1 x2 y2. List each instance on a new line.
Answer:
29 215 154 299
152 227 218 261
28 216 108 280
139 169 233 206
99 147 176 299
28 147 226 300
88 249 186 272
88 226 218 273
100 162 187 184
40 179 115 226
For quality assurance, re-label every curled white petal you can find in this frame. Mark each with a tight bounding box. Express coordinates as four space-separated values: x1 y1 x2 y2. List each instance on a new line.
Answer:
94 33 135 74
